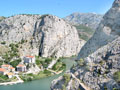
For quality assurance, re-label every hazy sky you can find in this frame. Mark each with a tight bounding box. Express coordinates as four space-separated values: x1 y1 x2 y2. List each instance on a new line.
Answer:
0 0 114 17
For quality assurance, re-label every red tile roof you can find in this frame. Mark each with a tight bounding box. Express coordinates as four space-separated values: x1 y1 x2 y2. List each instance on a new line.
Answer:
26 56 34 58
0 68 6 72
2 64 10 67
17 64 25 67
9 67 15 69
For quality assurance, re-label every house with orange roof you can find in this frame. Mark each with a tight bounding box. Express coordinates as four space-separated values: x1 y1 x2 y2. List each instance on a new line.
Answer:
1 64 11 70
9 67 15 72
0 68 7 75
1 64 15 72
23 56 35 64
16 64 26 72
7 72 14 78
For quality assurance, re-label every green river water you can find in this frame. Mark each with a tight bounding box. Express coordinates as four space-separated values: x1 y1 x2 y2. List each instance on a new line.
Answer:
0 58 76 90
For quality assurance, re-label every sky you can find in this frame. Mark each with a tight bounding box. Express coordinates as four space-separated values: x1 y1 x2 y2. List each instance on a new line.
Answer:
0 0 114 18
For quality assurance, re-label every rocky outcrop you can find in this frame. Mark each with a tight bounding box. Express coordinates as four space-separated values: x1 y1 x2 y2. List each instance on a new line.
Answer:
0 14 85 58
77 0 120 59
51 32 120 90
0 14 41 43
32 15 85 57
64 12 103 29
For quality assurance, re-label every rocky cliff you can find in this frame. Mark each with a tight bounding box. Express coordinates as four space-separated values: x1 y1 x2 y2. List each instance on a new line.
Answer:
64 12 103 29
0 14 85 58
51 0 120 90
77 0 120 59
51 37 120 90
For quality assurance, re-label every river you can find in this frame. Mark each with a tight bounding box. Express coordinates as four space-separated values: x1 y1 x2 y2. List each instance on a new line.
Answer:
0 58 76 90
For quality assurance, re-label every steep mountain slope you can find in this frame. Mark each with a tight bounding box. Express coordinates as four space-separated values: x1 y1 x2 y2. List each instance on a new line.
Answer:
65 13 103 41
51 37 120 90
51 0 120 90
64 12 103 29
0 14 85 58
77 0 120 59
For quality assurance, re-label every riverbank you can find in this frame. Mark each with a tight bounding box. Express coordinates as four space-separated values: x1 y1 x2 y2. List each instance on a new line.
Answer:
0 57 76 90
0 69 64 86
0 75 23 86
0 56 67 85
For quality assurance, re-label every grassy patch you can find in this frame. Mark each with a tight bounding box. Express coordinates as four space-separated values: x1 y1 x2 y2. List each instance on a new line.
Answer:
63 73 71 86
74 24 94 35
0 74 17 83
52 61 66 72
20 70 52 82
74 24 95 41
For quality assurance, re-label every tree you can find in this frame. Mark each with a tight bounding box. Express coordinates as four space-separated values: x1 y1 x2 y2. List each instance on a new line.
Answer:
10 59 21 68
78 58 84 66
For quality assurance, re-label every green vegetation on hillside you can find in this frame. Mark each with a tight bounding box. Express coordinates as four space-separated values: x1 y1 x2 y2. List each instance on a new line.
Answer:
63 73 71 86
78 58 85 66
2 43 20 63
52 60 66 72
36 56 53 68
1 41 6 45
113 71 120 83
74 24 95 41
62 74 71 90
0 45 9 56
10 59 21 68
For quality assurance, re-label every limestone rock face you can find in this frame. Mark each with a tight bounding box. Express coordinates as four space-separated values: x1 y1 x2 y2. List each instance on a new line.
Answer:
0 15 41 43
75 37 120 90
0 14 85 58
32 15 85 57
77 0 120 59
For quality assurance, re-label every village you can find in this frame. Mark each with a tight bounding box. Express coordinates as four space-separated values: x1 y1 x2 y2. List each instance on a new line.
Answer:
0 55 66 85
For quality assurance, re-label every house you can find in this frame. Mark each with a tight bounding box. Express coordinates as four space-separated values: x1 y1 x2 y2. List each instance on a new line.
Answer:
7 72 14 78
9 67 15 72
1 64 11 70
16 64 26 72
1 64 15 72
0 68 7 75
23 56 35 64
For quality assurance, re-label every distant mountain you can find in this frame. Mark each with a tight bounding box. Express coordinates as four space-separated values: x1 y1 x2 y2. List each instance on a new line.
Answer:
64 12 103 29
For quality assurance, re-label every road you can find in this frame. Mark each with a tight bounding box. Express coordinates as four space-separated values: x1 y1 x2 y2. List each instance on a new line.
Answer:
71 73 92 90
